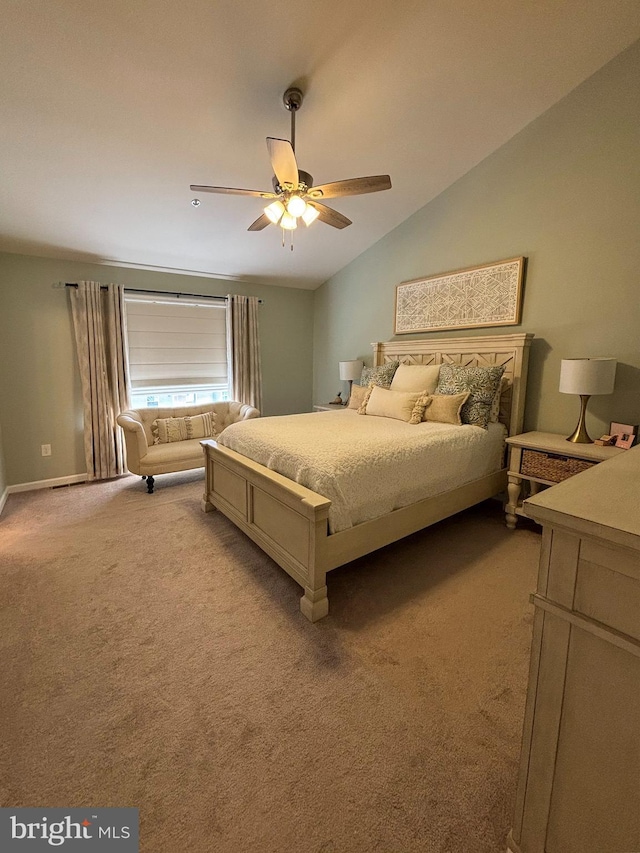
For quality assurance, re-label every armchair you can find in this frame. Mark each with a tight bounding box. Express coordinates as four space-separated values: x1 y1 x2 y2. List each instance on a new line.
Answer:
117 401 259 492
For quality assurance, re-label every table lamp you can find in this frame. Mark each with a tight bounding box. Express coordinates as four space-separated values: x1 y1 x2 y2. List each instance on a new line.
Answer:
559 358 617 443
339 360 363 405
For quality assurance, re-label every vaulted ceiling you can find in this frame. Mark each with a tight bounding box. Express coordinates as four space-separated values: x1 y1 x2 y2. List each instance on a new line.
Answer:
1 2 639 289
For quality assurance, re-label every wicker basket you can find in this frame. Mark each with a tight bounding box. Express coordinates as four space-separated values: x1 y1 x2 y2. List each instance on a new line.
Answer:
521 449 596 483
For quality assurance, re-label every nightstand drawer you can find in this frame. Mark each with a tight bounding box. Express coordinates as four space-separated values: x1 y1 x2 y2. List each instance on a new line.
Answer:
521 448 596 482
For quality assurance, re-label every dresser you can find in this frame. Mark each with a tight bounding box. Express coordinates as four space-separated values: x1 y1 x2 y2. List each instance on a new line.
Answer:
508 446 640 853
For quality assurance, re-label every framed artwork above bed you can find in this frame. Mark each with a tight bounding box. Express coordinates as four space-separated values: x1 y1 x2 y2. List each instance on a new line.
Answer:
394 256 525 335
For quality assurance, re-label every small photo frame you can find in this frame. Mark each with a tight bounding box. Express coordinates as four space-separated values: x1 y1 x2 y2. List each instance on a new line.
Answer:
609 422 638 450
615 434 635 449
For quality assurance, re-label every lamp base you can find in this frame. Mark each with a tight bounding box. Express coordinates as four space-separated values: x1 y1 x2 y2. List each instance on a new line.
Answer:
344 379 353 406
566 395 593 443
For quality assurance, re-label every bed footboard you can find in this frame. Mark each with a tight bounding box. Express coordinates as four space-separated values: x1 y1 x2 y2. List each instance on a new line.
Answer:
202 440 508 622
201 439 332 621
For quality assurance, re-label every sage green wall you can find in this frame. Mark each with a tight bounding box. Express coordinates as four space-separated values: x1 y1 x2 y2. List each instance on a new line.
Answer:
314 40 640 439
0 252 313 486
0 423 6 501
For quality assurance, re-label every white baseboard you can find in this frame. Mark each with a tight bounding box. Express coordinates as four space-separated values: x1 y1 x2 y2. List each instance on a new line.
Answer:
6 473 88 495
0 487 7 516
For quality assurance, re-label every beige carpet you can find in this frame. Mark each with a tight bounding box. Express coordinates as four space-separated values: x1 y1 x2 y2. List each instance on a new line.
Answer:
0 472 540 852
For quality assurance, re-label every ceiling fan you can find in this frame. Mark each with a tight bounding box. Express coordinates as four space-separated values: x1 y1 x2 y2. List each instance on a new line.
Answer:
190 87 392 247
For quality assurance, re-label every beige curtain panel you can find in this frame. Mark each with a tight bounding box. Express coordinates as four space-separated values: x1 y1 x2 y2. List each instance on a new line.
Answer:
226 294 263 412
70 281 131 480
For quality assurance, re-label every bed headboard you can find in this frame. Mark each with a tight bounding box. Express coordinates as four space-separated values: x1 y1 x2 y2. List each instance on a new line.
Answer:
372 332 534 436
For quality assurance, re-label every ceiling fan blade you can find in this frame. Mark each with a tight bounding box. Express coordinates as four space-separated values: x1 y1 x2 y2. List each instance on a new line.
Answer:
247 213 272 232
307 175 392 200
266 138 299 188
190 185 277 199
309 202 352 230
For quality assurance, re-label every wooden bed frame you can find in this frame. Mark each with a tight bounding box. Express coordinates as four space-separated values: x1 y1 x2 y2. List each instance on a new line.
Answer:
201 333 533 621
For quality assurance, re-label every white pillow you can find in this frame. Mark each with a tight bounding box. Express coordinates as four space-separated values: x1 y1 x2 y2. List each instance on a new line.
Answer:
364 385 427 423
390 363 440 394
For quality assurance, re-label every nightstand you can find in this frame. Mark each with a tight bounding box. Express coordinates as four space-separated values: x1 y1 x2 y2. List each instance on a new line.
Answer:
313 404 348 412
505 430 624 529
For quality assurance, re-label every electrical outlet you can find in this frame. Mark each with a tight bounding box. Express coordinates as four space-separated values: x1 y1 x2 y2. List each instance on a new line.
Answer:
41 444 52 457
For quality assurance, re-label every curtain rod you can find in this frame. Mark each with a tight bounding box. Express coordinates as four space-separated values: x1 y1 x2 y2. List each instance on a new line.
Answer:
64 284 263 303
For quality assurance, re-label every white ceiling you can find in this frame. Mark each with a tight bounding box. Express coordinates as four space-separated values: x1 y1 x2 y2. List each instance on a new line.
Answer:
1 2 639 290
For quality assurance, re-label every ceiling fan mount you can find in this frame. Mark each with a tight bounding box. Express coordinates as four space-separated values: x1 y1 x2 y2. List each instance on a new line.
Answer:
272 169 313 195
283 86 303 113
190 86 392 244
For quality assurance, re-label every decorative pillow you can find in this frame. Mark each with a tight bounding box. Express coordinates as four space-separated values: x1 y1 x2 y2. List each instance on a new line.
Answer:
360 361 399 389
152 411 216 444
409 394 431 425
489 376 507 423
357 383 375 415
362 385 428 423
422 392 470 425
347 383 369 410
436 363 505 429
390 363 441 394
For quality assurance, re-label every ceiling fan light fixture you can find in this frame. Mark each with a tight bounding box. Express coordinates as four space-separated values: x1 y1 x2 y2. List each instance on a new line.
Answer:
280 211 297 230
264 200 285 224
302 204 320 226
190 86 391 244
286 194 307 218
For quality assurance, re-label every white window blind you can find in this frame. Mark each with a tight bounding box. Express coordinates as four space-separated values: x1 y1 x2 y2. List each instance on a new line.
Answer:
125 293 228 389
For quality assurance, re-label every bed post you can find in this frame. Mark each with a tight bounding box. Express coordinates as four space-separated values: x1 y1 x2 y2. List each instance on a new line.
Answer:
201 494 215 512
300 583 328 621
201 443 216 512
371 341 384 368
300 501 330 621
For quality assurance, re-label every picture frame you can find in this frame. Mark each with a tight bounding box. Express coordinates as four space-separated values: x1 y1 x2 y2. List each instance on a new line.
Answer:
394 256 525 335
615 434 635 450
609 422 638 450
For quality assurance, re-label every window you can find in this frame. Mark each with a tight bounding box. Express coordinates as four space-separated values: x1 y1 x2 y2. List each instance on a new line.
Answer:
124 293 228 408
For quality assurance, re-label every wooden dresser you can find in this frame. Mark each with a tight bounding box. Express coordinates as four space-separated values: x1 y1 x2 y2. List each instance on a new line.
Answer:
508 446 640 853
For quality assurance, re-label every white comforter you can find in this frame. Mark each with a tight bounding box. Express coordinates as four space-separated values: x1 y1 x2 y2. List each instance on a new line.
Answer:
218 410 506 533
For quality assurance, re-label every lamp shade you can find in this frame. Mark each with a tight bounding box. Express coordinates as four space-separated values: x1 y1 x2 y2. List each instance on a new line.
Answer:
339 360 363 381
559 358 616 396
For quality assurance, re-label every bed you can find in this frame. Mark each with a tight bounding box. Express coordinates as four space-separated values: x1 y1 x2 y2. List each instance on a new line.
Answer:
201 333 533 621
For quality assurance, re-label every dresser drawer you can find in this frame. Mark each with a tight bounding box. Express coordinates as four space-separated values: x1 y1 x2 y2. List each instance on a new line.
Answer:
521 448 596 482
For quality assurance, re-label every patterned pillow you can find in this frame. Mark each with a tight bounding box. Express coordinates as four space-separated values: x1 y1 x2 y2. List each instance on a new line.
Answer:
489 376 507 423
436 364 505 429
360 361 399 389
152 411 216 444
